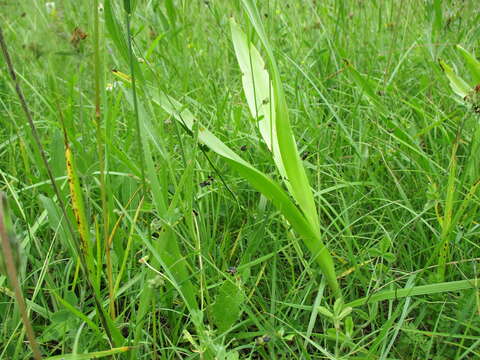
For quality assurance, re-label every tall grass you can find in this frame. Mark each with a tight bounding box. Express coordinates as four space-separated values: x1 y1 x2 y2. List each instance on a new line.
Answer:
1 0 480 359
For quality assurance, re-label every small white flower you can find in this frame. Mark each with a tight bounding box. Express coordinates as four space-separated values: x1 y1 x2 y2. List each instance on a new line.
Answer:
106 81 120 91
45 2 56 15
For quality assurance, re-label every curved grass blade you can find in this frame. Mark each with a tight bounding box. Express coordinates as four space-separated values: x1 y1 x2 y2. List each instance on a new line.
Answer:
344 60 385 110
155 94 341 298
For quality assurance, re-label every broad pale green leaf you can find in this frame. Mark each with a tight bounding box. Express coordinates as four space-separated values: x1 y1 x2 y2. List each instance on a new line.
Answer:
229 19 288 186
211 279 244 333
457 45 480 84
439 60 471 98
238 0 321 234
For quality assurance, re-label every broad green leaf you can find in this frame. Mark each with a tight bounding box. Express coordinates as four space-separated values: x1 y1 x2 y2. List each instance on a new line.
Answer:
51 291 101 335
165 0 177 26
211 279 244 333
457 45 480 84
436 143 458 281
157 227 198 311
439 60 471 98
229 19 288 186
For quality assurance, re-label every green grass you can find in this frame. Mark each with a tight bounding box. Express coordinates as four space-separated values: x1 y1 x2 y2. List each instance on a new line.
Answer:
1 0 480 359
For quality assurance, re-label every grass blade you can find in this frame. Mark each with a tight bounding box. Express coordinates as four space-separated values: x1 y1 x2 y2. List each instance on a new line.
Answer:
45 346 131 360
347 278 479 308
63 132 95 284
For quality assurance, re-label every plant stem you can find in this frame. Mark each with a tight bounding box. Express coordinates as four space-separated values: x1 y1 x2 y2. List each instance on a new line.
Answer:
125 10 147 196
0 194 42 360
93 0 112 318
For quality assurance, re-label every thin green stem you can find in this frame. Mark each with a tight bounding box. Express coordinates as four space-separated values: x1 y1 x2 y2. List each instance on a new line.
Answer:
125 11 147 196
93 0 111 317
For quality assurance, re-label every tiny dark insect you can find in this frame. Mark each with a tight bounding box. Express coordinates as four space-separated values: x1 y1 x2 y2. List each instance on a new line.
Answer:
199 144 210 152
192 209 199 216
199 180 211 187
199 176 214 188
301 151 310 160
240 145 247 151
464 84 480 114
227 266 237 275
262 98 269 105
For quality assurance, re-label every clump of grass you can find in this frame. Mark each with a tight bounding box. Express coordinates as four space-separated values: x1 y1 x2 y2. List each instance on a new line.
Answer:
2 1 480 358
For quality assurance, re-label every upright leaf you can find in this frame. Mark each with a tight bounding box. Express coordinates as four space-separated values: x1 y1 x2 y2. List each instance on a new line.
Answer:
439 60 471 98
239 0 320 232
64 138 95 281
230 19 288 187
457 45 480 84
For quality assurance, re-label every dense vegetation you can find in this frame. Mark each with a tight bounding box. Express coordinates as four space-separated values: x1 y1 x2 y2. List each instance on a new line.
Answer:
1 0 479 359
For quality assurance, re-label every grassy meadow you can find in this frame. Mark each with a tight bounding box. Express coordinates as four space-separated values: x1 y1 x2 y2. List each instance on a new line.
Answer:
1 0 480 358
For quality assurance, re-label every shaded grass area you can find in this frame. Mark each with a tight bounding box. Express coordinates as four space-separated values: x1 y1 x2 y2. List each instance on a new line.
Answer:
0 0 479 359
